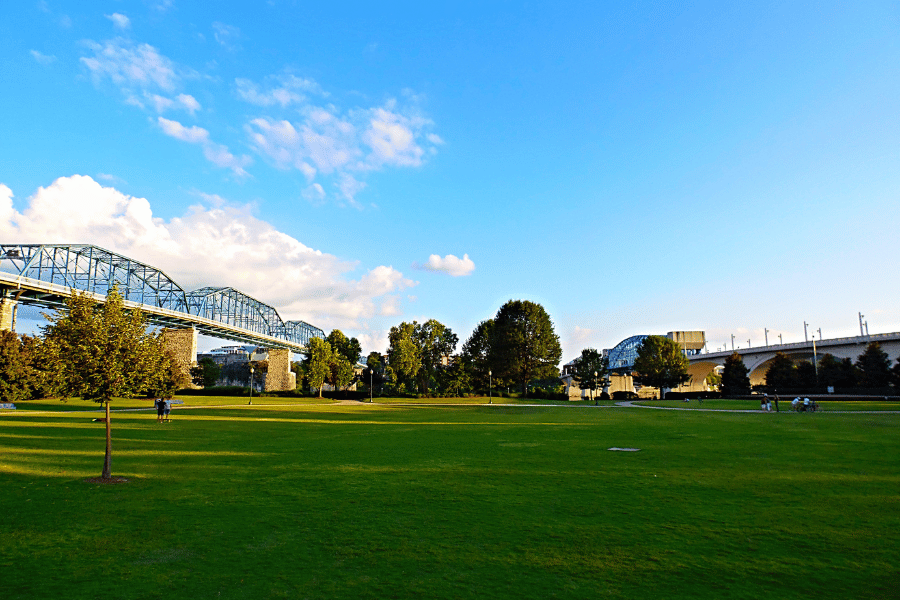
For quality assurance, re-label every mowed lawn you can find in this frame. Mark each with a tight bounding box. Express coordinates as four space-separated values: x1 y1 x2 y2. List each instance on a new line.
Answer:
1 400 897 599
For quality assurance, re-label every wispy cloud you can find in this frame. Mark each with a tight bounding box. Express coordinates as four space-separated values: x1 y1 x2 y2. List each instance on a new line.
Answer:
30 50 56 65
158 117 252 177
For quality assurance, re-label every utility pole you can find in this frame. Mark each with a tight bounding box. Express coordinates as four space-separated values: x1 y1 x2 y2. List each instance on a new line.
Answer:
778 333 783 345
764 328 769 346
859 313 865 337
731 334 735 352
804 321 808 342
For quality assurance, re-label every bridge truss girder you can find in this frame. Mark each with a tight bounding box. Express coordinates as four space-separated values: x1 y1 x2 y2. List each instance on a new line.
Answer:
0 244 324 350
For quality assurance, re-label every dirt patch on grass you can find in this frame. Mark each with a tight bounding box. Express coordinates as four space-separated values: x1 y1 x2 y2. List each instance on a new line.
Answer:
83 476 130 484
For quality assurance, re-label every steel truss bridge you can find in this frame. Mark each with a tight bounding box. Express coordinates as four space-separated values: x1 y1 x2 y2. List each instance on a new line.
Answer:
0 244 324 352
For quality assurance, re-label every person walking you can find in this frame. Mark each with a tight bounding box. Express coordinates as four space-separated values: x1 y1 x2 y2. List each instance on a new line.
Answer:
155 397 165 423
163 398 172 422
774 394 780 412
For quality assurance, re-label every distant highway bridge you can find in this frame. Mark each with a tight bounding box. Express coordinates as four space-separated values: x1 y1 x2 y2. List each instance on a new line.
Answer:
0 244 325 391
687 334 900 388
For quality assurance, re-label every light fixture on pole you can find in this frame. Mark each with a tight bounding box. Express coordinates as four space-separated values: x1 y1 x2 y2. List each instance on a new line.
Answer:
778 333 783 345
370 368 373 403
731 334 735 352
593 371 598 405
804 321 808 342
764 328 769 346
488 370 492 404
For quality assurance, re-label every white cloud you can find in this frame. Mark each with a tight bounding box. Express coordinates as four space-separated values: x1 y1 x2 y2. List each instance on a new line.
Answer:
176 94 201 114
30 50 56 65
81 38 179 92
413 254 476 277
106 13 130 29
158 117 208 143
241 77 442 205
0 175 416 330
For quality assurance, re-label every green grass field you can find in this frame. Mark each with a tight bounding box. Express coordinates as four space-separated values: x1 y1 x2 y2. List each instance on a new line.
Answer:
1 398 897 599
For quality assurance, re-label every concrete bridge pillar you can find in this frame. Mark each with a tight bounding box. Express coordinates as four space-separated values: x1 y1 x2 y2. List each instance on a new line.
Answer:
264 348 296 392
162 327 199 389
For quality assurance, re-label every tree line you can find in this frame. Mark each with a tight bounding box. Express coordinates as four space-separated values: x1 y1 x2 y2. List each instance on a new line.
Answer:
296 299 564 398
718 341 900 395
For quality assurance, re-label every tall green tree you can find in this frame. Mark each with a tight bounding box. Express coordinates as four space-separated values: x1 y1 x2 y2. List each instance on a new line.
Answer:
461 319 494 392
856 342 891 388
720 352 751 396
326 329 362 366
795 361 818 390
305 337 332 398
413 319 458 393
42 287 172 479
488 300 562 396
764 352 796 391
824 355 857 388
572 348 607 404
387 322 421 393
632 335 690 399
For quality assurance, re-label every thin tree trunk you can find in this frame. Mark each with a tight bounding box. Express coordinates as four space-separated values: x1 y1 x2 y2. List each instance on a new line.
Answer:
102 401 112 479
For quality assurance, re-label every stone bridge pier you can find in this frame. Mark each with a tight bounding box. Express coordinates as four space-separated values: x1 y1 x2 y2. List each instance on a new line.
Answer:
264 348 296 392
162 327 199 390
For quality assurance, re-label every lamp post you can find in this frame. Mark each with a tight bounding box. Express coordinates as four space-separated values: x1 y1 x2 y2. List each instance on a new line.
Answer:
764 328 769 346
804 321 809 342
248 365 254 405
731 334 735 352
369 368 373 403
593 371 598 405
489 370 492 404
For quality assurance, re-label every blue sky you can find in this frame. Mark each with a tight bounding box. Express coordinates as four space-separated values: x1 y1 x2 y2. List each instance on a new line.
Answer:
2 1 898 360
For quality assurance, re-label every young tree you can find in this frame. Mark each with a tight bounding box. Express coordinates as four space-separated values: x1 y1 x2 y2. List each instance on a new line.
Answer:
856 342 891 388
632 335 690 399
305 337 332 398
720 352 751 396
444 355 471 397
488 300 562 396
42 287 171 480
572 348 607 404
764 352 796 391
190 356 221 387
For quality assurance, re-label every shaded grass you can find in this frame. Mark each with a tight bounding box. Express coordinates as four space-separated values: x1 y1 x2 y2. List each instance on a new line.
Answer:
1 404 897 599
639 399 900 412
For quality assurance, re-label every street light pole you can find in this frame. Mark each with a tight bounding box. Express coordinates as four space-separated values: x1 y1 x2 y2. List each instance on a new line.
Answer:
370 369 373 403
804 321 808 342
248 366 254 405
764 328 769 346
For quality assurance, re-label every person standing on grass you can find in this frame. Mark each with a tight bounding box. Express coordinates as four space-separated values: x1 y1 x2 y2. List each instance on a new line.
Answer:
156 397 165 423
774 394 780 412
163 398 172 422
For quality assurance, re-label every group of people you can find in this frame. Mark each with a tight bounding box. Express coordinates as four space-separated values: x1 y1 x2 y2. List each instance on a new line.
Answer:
155 397 172 423
791 397 819 412
760 395 779 412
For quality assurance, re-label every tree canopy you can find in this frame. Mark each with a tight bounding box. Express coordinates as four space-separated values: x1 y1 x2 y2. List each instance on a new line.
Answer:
488 300 562 395
721 352 751 396
856 342 891 388
632 335 690 399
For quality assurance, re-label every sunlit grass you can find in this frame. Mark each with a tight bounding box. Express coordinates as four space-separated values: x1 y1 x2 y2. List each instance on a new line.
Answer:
1 403 897 599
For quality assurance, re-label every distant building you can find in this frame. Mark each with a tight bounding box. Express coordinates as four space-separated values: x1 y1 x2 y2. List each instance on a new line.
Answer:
561 331 706 399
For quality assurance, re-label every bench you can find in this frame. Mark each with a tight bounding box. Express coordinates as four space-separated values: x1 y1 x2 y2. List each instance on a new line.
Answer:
0 403 16 410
